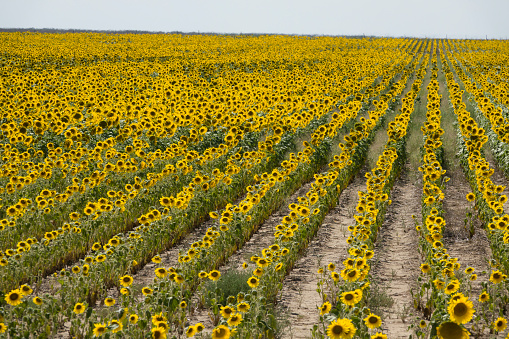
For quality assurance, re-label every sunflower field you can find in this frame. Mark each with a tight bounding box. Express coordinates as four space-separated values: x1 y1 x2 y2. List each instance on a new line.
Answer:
0 33 509 339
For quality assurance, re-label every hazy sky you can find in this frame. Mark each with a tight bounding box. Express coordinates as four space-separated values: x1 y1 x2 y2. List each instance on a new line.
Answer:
1 0 508 39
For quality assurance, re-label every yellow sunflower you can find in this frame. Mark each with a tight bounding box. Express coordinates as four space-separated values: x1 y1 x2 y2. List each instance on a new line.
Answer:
364 313 382 329
489 270 505 284
247 276 259 288
74 302 86 314
5 289 23 306
93 323 108 337
209 270 221 281
211 325 230 339
448 297 475 324
326 318 356 339
319 301 332 316
437 321 469 339
493 317 507 332
227 313 242 326
186 325 197 337
119 275 133 287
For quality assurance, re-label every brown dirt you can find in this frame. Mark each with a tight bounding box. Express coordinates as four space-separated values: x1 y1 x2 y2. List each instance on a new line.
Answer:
370 163 422 339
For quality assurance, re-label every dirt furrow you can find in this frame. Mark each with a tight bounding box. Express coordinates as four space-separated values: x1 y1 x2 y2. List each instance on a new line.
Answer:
371 163 422 339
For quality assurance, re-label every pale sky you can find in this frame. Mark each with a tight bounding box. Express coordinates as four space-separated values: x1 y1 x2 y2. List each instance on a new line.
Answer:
1 0 508 39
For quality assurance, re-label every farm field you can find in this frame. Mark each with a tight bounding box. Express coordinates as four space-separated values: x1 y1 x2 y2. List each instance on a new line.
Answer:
0 33 509 339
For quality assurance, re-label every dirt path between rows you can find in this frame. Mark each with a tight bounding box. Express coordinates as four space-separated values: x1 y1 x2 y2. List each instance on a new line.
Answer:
370 163 422 338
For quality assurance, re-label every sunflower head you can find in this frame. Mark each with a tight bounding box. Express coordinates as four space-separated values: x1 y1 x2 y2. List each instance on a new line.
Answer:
437 321 469 339
447 297 475 324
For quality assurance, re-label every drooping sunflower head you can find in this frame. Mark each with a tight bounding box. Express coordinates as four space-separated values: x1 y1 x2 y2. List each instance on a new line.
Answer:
104 297 115 307
211 325 230 339
437 321 469 339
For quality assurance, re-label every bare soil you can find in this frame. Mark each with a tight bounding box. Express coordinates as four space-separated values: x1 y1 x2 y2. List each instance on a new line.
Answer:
370 163 422 339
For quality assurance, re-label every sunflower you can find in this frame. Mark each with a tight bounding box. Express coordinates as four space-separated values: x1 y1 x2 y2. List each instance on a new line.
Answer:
20 284 33 295
152 255 162 264
420 263 431 274
364 313 382 329
444 280 460 295
493 317 507 332
0 323 6 333
340 290 359 306
448 297 475 324
419 320 427 328
437 321 469 339
434 279 445 290
320 301 332 316
464 267 474 275
186 325 197 337
155 321 169 331
74 302 86 314
155 267 167 278
326 318 356 339
129 314 139 324
104 297 115 307
247 276 259 288
109 319 123 333
371 334 387 339
237 302 250 313
342 268 359 282
5 289 23 306
466 193 475 202
33 296 43 305
227 313 242 326
209 270 221 281
93 323 108 337
253 268 264 277
152 313 167 324
151 327 167 339
257 258 270 268
220 306 234 319
195 323 205 332
489 270 504 284
478 291 489 303
142 287 153 296
120 275 133 287
211 325 230 339
174 275 185 284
